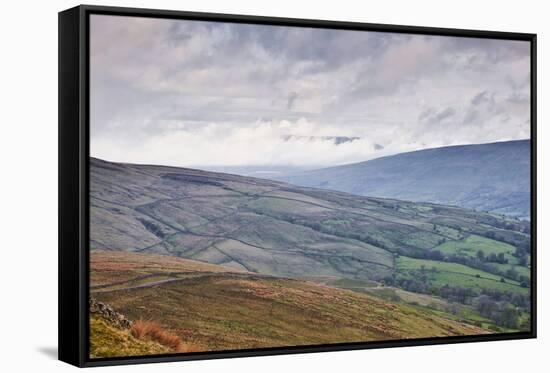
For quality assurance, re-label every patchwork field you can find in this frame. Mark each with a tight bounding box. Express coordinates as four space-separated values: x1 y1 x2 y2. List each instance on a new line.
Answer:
396 256 527 294
434 235 518 263
90 157 530 286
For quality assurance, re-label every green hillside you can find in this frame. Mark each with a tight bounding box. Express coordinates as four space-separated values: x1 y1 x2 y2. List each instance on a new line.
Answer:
396 256 527 294
90 157 531 334
435 235 517 261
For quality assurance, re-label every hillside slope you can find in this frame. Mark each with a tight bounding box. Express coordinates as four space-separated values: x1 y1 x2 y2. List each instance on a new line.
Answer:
89 297 177 358
91 251 485 355
90 157 530 291
275 140 530 219
90 314 172 359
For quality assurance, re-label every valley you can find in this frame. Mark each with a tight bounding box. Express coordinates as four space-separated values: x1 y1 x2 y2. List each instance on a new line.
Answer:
89 156 531 357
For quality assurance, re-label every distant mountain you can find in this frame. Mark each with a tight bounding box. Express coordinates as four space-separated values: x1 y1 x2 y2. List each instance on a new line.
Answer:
275 140 531 219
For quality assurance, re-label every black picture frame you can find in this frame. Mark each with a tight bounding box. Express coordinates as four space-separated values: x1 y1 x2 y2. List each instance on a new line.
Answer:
59 4 537 368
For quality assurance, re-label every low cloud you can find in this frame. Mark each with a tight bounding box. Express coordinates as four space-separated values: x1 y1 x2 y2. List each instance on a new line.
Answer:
418 107 456 126
435 107 456 123
90 15 531 168
286 92 299 110
471 91 489 106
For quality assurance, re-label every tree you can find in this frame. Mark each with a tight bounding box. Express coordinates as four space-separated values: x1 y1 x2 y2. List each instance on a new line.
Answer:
518 255 528 267
497 253 508 264
475 295 497 318
429 250 445 261
505 268 519 281
498 305 520 329
476 250 485 261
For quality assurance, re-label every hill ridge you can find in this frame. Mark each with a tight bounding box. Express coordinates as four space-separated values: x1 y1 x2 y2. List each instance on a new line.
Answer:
274 140 530 219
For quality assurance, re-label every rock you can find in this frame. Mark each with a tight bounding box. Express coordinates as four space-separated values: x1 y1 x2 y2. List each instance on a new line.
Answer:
90 298 132 329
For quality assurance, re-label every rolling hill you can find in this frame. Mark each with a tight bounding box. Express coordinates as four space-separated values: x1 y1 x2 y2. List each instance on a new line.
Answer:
90 157 529 285
274 140 531 219
90 157 531 334
90 250 486 356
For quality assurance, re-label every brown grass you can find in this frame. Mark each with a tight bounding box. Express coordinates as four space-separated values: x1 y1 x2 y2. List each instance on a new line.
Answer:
95 251 487 353
131 320 183 351
129 320 202 353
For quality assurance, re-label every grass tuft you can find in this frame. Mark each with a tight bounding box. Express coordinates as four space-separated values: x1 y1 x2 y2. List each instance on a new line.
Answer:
90 315 171 358
131 320 188 352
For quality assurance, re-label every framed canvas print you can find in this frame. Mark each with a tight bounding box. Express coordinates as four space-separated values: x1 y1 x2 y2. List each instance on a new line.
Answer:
58 5 537 367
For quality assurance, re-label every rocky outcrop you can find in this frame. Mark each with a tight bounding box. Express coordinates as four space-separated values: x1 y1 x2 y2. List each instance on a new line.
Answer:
90 298 132 329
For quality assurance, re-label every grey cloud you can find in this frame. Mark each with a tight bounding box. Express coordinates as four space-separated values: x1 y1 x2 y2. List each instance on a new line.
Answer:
418 108 435 121
446 37 530 65
471 91 488 106
420 107 456 126
286 92 299 110
507 91 529 104
89 14 531 167
462 109 480 125
435 107 456 122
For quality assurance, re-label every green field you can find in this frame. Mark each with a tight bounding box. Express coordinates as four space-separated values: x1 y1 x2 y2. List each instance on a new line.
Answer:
492 263 531 279
396 256 528 295
434 234 517 262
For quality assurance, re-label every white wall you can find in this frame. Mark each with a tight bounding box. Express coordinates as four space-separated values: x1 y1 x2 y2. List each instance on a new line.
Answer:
0 0 546 371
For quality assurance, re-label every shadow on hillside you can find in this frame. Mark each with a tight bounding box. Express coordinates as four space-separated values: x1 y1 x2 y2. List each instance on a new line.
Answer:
37 346 57 360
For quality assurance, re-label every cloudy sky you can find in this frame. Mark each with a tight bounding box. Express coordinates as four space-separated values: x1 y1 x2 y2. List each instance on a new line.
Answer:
90 15 531 169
